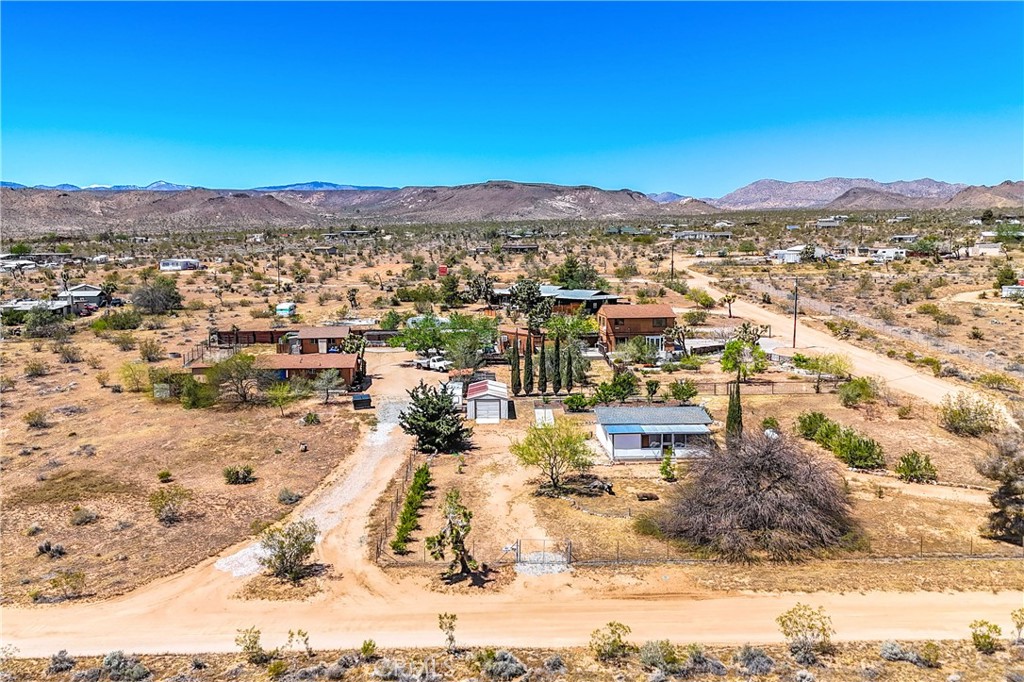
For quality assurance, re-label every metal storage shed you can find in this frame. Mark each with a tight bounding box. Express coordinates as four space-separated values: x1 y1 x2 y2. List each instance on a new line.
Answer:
465 380 510 424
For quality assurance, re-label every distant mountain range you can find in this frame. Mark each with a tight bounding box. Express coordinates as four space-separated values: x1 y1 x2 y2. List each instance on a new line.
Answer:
1 177 1020 235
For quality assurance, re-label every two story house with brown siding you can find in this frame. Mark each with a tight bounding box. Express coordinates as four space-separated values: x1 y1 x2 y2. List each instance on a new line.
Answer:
596 304 676 352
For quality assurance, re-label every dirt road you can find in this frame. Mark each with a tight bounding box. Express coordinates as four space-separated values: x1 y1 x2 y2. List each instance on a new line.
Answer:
3 346 1021 658
682 270 975 407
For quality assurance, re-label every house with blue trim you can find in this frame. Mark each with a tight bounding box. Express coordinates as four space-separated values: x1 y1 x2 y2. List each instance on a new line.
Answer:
594 406 712 462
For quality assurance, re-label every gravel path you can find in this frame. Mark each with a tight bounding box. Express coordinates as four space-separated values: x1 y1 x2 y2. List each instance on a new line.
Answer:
214 398 408 577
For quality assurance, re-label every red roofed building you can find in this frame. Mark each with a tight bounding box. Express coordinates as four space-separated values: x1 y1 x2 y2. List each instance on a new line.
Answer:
595 304 676 352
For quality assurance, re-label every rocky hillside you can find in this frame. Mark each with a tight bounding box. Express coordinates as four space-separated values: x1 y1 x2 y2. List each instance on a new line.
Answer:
825 188 936 210
944 180 1024 209
0 181 717 235
714 177 967 209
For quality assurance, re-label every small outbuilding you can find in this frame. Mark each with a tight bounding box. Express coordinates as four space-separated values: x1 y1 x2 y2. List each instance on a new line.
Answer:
465 380 510 424
595 406 712 462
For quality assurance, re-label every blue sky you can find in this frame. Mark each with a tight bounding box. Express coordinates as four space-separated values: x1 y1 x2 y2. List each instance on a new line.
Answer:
2 1 1022 197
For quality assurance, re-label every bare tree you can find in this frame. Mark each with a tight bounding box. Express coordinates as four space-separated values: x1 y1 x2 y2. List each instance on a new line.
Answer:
663 431 853 561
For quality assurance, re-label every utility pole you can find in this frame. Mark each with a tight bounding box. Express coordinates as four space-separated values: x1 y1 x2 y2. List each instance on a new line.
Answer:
670 241 676 281
792 277 799 348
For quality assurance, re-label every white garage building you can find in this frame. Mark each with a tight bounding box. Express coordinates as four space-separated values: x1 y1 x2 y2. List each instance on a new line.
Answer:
465 380 510 424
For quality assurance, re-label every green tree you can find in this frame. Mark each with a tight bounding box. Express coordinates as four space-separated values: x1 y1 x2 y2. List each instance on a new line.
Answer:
511 419 593 490
508 278 553 331
995 264 1019 289
132 275 183 314
551 336 562 394
976 433 1024 540
258 519 319 582
10 242 31 256
621 335 657 364
563 340 574 394
667 379 698 404
805 353 853 393
399 381 473 453
207 354 269 404
379 310 402 331
523 335 535 395
267 382 295 416
425 490 477 577
545 311 597 341
552 253 603 290
720 339 768 382
645 379 661 403
509 342 522 396
538 335 548 394
469 273 496 307
439 274 463 308
726 381 743 444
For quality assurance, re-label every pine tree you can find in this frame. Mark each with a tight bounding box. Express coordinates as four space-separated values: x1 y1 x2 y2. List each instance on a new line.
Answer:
538 336 548 394
726 381 743 446
524 335 535 395
399 381 473 454
510 342 522 396
563 343 574 394
549 336 561 394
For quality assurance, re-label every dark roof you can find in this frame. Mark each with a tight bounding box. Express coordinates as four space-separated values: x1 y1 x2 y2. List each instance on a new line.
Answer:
594 406 711 426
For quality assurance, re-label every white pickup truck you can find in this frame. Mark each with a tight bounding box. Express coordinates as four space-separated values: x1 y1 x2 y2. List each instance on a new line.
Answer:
413 356 452 372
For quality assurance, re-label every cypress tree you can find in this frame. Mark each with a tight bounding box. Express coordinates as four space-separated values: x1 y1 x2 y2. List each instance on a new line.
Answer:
523 335 535 395
538 336 548 394
552 336 562 394
564 343 574 394
510 341 522 396
726 381 743 446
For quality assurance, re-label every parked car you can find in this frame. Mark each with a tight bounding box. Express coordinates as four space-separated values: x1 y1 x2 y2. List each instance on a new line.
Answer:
108 297 125 307
428 357 453 372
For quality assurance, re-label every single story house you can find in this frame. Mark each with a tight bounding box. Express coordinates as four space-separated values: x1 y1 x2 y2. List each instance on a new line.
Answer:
501 243 540 252
322 230 369 240
465 380 510 424
815 217 844 228
968 243 1004 258
213 325 297 346
596 303 675 352
595 406 712 462
159 258 202 271
769 245 827 264
489 284 620 314
279 326 352 354
672 231 733 241
257 353 365 385
55 283 105 307
870 248 907 262
890 234 919 243
0 298 73 315
311 246 339 256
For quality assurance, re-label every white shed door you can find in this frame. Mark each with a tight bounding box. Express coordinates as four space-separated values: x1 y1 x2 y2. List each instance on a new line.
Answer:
475 400 500 424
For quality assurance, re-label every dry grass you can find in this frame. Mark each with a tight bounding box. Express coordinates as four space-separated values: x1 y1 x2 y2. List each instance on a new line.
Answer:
3 641 1021 682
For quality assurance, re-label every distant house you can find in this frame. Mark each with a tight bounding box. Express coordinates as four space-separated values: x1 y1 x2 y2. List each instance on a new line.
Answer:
968 243 1004 258
246 233 265 243
815 217 844 229
870 248 907 262
886 216 912 224
594 406 712 462
159 258 201 271
311 246 338 256
56 283 105 307
889 234 919 243
672 231 733 241
596 303 675 352
489 284 620 314
501 243 539 252
0 299 73 315
465 380 511 424
322 230 369 240
257 353 365 385
712 220 735 229
769 245 827 264
279 326 352 354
